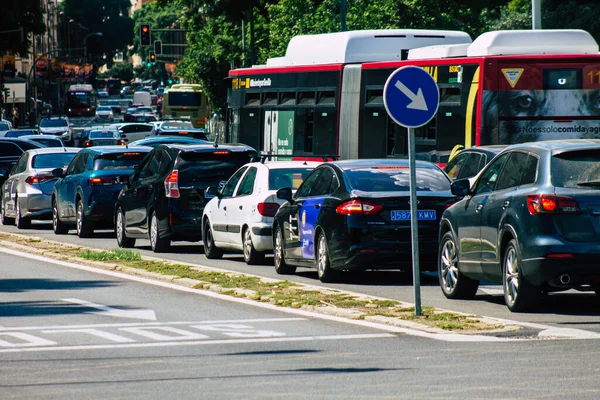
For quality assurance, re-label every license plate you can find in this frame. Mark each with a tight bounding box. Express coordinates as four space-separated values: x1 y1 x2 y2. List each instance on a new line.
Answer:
390 210 436 221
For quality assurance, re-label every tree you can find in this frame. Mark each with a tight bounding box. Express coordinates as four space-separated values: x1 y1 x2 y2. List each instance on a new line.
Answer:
0 0 45 56
100 62 134 83
62 0 134 65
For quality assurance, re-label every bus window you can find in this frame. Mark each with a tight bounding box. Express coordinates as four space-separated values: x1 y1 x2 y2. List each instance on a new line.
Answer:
279 92 296 106
317 90 335 105
262 92 278 106
314 109 337 154
366 89 383 104
440 87 461 105
299 91 315 105
294 108 315 153
415 118 436 142
387 122 407 157
360 108 387 158
245 93 260 106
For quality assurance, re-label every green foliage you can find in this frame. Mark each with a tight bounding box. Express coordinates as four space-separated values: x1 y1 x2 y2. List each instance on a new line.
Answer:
77 248 142 261
100 62 134 83
131 1 183 59
0 0 45 56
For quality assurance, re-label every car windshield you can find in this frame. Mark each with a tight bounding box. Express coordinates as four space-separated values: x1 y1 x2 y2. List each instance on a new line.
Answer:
31 138 63 147
552 150 600 188
345 166 451 192
40 119 68 128
126 108 138 114
32 153 77 169
97 107 111 112
161 121 193 129
94 152 146 170
269 168 314 190
178 152 254 183
90 131 119 139
137 107 153 113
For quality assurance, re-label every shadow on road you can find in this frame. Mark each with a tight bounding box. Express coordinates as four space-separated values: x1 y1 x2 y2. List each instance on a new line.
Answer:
0 278 116 293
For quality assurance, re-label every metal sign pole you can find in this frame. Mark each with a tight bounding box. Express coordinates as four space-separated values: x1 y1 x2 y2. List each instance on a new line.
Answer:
408 127 421 315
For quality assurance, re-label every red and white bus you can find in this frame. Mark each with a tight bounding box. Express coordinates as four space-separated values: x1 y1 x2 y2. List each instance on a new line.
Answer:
65 84 97 117
227 29 600 162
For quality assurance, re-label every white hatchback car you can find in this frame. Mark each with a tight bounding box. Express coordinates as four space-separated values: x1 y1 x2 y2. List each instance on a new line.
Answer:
202 160 320 264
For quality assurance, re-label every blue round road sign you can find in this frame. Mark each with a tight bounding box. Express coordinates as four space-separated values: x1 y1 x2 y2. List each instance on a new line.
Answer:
383 66 439 128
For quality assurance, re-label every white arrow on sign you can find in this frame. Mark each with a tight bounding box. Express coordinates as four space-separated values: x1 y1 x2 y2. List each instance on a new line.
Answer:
394 80 428 111
62 298 157 321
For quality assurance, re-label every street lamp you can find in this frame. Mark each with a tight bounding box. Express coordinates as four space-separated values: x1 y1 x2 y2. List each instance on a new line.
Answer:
83 32 103 61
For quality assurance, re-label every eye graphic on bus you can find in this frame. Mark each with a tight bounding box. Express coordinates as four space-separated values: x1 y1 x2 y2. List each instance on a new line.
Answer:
558 78 567 85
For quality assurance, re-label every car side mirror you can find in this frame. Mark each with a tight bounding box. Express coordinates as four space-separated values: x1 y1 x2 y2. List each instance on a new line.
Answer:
205 186 221 199
276 187 293 203
451 179 471 196
51 167 64 178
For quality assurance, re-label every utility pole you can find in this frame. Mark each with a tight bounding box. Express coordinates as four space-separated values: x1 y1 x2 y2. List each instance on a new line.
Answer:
532 0 542 29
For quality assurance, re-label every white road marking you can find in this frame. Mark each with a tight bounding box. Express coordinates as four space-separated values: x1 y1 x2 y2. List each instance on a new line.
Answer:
42 328 136 343
61 298 157 321
1 246 599 342
0 332 56 347
0 333 396 353
120 326 209 341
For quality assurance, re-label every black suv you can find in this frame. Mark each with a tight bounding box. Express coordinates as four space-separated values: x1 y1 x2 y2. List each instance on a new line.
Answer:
0 138 42 186
114 143 257 252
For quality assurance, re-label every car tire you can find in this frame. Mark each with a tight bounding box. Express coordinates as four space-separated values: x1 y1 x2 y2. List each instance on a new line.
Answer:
115 208 136 248
149 211 170 253
243 227 264 265
76 199 93 238
274 225 295 275
15 198 31 229
1 196 15 226
503 239 540 312
439 231 479 299
52 197 68 234
203 219 223 259
317 231 339 283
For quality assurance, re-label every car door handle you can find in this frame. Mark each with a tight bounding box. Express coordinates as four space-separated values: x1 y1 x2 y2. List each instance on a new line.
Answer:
239 205 243 210
475 204 483 212
502 201 510 209
223 206 227 211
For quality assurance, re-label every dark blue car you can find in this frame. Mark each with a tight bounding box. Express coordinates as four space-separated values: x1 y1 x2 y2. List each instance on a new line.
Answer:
272 159 458 282
51 146 151 238
439 139 600 312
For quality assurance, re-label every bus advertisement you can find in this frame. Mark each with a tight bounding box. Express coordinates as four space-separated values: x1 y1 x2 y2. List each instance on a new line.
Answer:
65 84 97 117
226 29 600 162
162 84 209 128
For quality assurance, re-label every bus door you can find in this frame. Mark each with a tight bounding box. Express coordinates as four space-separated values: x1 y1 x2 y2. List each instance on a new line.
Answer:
263 110 278 154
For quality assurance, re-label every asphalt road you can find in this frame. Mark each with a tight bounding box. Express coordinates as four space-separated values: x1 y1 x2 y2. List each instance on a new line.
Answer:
3 240 600 399
3 222 600 336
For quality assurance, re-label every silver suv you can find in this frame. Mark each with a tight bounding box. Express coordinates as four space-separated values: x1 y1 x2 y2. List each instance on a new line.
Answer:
39 116 73 145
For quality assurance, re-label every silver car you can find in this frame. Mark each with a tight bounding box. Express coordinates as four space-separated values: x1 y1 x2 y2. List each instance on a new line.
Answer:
1 147 81 228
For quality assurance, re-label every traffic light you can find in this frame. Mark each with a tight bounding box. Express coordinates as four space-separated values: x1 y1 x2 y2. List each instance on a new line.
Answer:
154 40 162 55
150 52 156 63
140 24 151 46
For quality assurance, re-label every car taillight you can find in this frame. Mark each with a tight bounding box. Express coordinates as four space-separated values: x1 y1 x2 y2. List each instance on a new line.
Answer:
336 200 383 216
527 194 581 215
88 177 117 186
117 140 125 146
85 140 93 147
25 175 53 185
257 202 280 217
165 170 179 198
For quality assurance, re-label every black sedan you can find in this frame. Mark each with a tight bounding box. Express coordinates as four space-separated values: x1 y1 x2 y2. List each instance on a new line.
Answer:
439 139 600 312
272 159 459 282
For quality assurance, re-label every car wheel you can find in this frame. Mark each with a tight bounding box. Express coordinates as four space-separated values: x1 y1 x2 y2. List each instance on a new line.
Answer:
243 227 264 265
274 225 295 275
317 231 339 283
439 231 479 299
52 197 68 234
149 211 170 252
115 208 136 248
203 219 223 259
76 199 93 238
503 238 540 312
1 196 15 226
15 198 31 229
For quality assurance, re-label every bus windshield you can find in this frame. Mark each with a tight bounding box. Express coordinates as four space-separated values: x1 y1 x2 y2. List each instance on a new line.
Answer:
168 92 203 107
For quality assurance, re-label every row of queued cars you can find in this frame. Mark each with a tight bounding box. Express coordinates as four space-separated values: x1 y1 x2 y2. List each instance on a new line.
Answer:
3 133 600 313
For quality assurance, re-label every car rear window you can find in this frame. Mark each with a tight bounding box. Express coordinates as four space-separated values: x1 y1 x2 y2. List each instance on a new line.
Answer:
32 153 78 169
552 150 600 188
345 166 451 192
178 152 254 182
94 152 146 170
32 138 62 147
158 130 207 140
269 168 314 190
90 131 119 139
